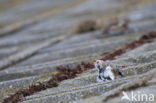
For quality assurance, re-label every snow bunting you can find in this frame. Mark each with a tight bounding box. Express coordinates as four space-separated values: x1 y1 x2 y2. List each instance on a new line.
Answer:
93 60 123 82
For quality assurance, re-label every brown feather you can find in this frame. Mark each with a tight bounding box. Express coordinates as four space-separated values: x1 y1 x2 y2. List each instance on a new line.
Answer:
111 69 118 77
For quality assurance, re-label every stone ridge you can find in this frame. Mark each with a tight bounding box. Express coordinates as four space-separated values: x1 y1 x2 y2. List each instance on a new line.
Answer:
0 0 156 103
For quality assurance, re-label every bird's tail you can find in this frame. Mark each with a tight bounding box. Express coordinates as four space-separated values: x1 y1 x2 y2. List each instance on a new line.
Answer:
117 68 124 77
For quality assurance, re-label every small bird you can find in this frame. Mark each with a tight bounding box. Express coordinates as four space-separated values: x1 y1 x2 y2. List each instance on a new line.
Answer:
93 60 123 82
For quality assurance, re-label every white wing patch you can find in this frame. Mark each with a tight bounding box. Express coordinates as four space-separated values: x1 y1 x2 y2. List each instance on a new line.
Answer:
105 66 115 80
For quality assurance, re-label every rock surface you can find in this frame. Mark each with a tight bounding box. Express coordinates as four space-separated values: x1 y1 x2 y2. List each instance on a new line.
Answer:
0 0 156 103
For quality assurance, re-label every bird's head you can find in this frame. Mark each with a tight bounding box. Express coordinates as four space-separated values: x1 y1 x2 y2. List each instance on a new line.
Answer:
93 59 106 70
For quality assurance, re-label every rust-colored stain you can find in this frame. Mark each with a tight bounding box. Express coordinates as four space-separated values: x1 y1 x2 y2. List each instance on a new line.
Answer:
74 19 97 34
102 17 130 35
3 31 156 103
101 32 156 60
